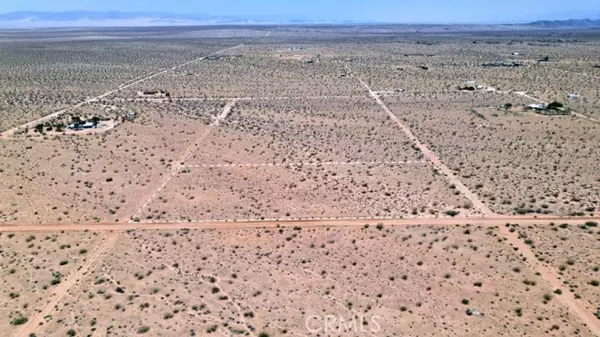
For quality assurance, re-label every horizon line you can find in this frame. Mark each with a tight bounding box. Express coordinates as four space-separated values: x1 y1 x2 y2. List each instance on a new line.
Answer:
0 10 597 26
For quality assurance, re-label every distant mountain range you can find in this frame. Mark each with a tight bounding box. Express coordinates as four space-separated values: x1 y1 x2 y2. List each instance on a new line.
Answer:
0 11 213 22
0 11 599 28
526 18 600 28
0 11 323 28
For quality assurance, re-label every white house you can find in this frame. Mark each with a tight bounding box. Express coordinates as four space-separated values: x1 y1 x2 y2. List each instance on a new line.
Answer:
527 103 547 110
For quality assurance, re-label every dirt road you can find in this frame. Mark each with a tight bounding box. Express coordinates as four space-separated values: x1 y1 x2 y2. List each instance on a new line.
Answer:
2 216 598 232
347 67 494 216
0 44 242 139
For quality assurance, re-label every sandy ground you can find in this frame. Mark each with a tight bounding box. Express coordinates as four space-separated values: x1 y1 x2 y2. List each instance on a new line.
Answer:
2 27 600 337
138 164 476 221
3 224 598 337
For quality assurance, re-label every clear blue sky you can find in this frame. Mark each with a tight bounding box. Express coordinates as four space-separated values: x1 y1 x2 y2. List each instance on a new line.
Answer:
1 0 598 23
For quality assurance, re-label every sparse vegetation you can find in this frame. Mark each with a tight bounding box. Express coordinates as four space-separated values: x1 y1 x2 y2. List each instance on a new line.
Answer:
0 25 598 337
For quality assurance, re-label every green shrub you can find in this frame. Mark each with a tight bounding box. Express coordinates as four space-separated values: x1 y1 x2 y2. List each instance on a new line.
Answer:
11 316 28 325
547 101 563 110
445 210 460 217
137 326 150 334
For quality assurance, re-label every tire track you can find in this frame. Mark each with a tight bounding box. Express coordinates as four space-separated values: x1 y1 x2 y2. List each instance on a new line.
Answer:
127 99 238 222
14 231 121 337
498 224 600 336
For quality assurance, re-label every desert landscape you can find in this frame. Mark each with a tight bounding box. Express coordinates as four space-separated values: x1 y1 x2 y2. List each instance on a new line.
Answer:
1 24 599 336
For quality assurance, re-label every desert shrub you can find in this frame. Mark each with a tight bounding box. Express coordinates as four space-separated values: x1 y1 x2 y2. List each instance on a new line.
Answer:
11 317 28 325
137 326 150 334
445 210 460 217
547 101 564 110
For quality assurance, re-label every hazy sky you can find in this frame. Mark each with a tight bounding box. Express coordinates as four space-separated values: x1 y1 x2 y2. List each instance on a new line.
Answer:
1 0 598 23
